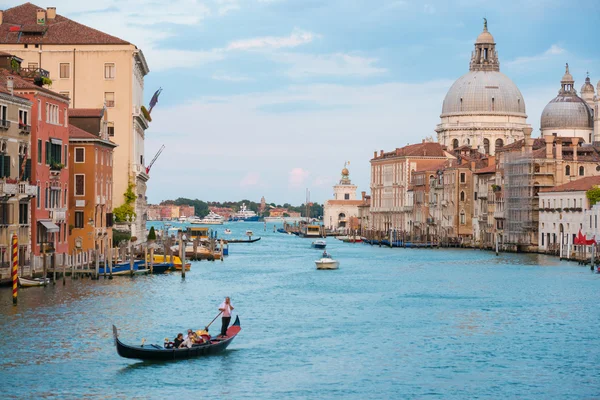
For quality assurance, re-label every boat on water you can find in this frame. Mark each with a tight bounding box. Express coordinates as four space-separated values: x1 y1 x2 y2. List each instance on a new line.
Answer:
311 240 327 249
186 216 202 224
224 229 232 235
113 316 241 361
178 216 187 222
315 252 339 270
192 211 225 225
227 237 261 243
301 224 322 238
230 203 259 222
97 260 147 275
150 254 191 270
18 277 50 287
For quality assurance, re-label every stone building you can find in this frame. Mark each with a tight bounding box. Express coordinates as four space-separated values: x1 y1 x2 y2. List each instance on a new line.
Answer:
323 165 363 231
0 3 151 242
436 21 531 156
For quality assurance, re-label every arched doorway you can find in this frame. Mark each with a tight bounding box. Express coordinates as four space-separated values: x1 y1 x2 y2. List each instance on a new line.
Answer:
484 138 490 154
452 138 459 149
338 212 347 228
495 138 503 153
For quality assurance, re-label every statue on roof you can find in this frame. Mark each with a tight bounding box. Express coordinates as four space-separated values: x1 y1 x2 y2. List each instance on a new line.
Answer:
483 18 487 31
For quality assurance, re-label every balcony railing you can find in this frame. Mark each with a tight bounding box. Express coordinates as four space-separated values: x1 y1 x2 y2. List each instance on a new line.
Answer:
0 182 18 196
49 208 67 223
18 123 31 134
0 120 10 130
18 182 36 197
18 67 50 79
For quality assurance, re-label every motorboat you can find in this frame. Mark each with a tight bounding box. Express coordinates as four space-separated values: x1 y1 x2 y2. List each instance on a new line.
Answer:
18 277 50 287
187 216 203 224
230 203 259 222
315 252 339 270
311 240 326 249
178 216 187 222
224 229 232 235
192 211 225 225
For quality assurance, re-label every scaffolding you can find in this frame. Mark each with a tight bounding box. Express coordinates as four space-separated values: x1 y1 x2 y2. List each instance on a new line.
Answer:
503 151 537 249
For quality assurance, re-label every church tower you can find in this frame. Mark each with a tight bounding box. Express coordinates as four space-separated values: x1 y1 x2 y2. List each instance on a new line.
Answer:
333 163 357 201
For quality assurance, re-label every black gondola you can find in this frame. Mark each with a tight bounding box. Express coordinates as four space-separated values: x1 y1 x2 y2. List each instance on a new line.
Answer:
226 237 261 243
113 316 241 361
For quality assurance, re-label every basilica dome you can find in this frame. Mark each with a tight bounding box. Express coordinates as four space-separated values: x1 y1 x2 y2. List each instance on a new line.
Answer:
540 65 593 130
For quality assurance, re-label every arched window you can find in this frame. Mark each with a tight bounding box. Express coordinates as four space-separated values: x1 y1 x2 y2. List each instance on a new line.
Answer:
460 98 463 111
565 165 570 176
460 191 465 202
491 97 495 111
495 138 503 152
460 210 466 225
483 138 490 154
452 139 459 149
579 166 584 176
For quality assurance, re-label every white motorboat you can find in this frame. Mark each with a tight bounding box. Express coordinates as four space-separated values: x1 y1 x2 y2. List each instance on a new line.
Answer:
187 216 202 224
18 277 50 287
178 216 187 222
224 229 232 235
230 203 259 221
191 211 225 225
315 253 339 270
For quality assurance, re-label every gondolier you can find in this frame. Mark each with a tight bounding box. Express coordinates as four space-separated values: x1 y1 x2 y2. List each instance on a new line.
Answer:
218 297 234 338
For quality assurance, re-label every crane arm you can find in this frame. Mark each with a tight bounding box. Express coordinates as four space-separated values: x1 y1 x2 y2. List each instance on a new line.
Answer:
145 144 165 174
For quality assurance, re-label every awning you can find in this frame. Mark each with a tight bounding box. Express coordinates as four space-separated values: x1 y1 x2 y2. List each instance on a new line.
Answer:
50 138 62 145
39 220 59 233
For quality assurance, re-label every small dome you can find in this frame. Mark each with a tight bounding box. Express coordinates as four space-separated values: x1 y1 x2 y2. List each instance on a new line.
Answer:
342 168 349 176
581 75 594 94
541 96 593 130
441 70 526 116
476 30 494 44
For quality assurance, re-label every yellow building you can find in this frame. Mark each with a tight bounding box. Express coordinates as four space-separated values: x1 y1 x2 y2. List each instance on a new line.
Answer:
0 4 150 242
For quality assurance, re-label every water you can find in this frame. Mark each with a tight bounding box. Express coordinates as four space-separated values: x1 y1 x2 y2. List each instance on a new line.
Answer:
1 221 599 399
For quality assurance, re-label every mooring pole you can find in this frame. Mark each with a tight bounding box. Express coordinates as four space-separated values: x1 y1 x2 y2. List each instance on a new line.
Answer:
11 234 18 305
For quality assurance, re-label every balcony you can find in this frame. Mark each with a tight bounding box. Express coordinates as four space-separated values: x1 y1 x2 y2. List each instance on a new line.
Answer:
18 182 37 197
18 67 50 79
0 181 18 197
49 208 67 223
18 123 31 134
0 120 10 130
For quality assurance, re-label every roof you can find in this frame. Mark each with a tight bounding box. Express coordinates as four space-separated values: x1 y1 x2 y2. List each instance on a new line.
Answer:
69 108 103 118
325 200 365 206
541 176 600 193
0 69 68 100
0 3 130 45
474 164 496 174
373 142 448 161
69 124 116 147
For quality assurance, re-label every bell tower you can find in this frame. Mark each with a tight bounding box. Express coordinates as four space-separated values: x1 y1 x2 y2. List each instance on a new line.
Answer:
469 19 500 72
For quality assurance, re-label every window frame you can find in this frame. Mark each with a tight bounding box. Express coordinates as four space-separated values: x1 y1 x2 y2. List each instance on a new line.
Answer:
59 62 70 79
74 147 85 163
74 174 85 196
104 62 116 80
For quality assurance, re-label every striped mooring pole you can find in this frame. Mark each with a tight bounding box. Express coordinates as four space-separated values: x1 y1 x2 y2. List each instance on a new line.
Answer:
11 233 18 305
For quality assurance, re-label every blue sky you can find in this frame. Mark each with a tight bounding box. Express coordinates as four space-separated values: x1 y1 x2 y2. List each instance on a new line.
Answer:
4 0 600 205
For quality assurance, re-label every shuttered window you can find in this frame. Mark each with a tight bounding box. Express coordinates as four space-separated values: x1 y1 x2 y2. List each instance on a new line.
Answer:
75 174 85 196
0 154 10 178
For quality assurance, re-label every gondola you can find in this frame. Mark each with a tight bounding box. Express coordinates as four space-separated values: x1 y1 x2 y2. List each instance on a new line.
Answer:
226 237 261 243
113 316 241 361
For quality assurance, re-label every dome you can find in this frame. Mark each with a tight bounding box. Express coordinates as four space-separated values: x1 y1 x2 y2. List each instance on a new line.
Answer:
540 96 593 130
581 75 594 95
441 70 526 116
476 30 494 44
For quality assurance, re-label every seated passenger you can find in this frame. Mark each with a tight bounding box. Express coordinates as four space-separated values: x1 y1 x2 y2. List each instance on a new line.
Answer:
181 334 195 348
164 338 173 349
173 333 184 349
196 328 211 342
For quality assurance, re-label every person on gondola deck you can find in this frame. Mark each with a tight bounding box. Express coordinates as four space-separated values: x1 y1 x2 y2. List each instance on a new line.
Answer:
173 333 184 348
218 297 234 338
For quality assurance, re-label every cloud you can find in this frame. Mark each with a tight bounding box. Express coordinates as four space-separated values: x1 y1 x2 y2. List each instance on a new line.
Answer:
226 28 318 51
148 49 225 72
216 0 241 15
240 172 261 187
506 44 566 68
272 53 387 78
212 73 254 82
288 168 310 188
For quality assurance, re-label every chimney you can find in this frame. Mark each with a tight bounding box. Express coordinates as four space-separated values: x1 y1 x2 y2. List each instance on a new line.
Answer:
544 135 554 158
380 150 384 157
7 76 13 95
523 127 533 153
373 151 377 159
361 191 366 200
556 139 562 160
571 137 579 161
36 9 46 25
0 11 4 25
47 7 56 20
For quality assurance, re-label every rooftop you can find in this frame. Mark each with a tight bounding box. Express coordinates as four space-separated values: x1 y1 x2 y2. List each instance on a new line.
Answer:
541 176 600 193
373 142 448 160
69 108 104 118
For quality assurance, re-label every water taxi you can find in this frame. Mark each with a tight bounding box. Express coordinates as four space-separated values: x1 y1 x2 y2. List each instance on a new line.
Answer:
149 254 191 270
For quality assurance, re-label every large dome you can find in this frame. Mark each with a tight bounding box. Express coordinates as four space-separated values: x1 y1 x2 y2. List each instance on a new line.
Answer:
441 71 527 116
540 95 593 130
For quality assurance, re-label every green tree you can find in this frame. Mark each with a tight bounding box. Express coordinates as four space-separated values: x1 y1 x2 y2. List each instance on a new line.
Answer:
147 226 156 240
586 186 600 206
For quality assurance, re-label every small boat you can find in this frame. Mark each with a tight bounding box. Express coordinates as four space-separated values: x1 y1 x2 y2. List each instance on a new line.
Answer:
148 262 173 274
18 277 50 287
178 216 187 222
224 229 232 235
230 203 259 222
315 253 339 270
97 260 146 276
311 240 326 249
227 237 261 243
113 316 241 361
150 254 191 270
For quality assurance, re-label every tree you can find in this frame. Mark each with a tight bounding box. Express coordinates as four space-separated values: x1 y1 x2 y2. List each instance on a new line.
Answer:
586 186 600 206
147 226 156 241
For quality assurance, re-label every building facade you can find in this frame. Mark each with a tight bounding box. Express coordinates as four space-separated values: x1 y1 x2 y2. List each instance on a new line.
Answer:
323 165 362 231
0 3 150 242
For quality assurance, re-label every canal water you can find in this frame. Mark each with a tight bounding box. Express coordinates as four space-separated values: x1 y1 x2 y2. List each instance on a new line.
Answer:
1 222 599 399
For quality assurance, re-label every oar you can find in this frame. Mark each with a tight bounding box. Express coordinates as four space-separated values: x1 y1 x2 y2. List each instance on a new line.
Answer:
204 311 222 331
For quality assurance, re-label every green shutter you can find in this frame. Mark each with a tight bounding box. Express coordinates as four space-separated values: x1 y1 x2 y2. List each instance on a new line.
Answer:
45 141 50 165
37 140 42 163
25 159 31 181
2 155 10 178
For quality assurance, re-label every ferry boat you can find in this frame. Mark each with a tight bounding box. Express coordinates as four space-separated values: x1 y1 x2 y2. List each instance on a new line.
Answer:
230 203 259 222
178 216 187 222
187 216 202 224
192 211 225 225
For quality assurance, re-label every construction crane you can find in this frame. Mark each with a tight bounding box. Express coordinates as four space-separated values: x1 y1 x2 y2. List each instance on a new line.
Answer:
146 144 165 174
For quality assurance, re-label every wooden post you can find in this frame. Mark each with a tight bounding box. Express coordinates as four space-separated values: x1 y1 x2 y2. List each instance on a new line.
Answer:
149 246 154 274
220 239 224 261
103 239 107 279
95 242 100 280
62 252 66 285
42 244 47 281
129 240 134 277
180 233 186 279
108 245 113 279
71 251 75 279
144 246 148 273
193 237 198 261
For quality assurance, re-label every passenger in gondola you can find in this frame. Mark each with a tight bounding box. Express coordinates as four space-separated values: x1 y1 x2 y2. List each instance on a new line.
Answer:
181 333 195 348
173 333 184 348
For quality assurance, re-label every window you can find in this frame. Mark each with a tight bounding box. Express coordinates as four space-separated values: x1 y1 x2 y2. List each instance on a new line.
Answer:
460 173 466 183
37 99 41 120
64 145 68 167
75 211 84 228
37 139 42 163
45 187 48 209
460 191 465 202
0 154 10 178
565 165 570 176
105 92 115 108
344 193 350 200
36 182 40 208
0 104 7 124
59 63 70 79
19 109 29 128
474 192 478 201
460 211 466 225
27 62 37 69
140 155 144 165
75 148 85 163
46 141 62 165
95 148 98 163
19 203 28 225
579 166 584 176
75 174 85 196
104 63 115 79
0 203 12 224
46 103 59 124
107 121 115 137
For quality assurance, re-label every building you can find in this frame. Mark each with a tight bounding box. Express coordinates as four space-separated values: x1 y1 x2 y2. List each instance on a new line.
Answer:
210 207 234 220
146 205 160 221
0 71 35 276
435 21 531 155
179 205 195 218
370 141 452 233
540 65 594 143
0 3 150 242
323 165 363 231
538 176 600 255
0 63 71 261
68 108 116 256
472 160 496 248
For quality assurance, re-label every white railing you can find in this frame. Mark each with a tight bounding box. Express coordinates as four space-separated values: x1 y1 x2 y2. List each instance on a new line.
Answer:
0 182 18 196
50 207 67 223
18 182 37 196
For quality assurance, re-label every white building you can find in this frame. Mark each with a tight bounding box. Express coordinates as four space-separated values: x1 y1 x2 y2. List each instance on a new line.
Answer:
323 165 362 231
538 176 600 254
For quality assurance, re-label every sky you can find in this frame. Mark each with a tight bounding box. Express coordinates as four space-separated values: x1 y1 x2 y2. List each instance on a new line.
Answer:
3 0 599 205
